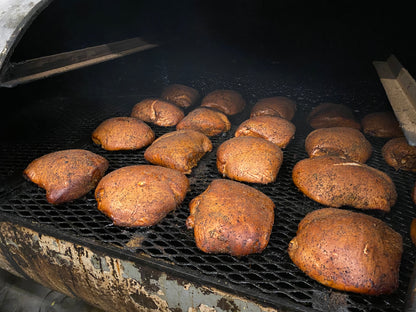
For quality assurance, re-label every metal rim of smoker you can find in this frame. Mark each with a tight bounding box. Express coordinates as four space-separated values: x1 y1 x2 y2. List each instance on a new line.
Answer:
0 0 53 75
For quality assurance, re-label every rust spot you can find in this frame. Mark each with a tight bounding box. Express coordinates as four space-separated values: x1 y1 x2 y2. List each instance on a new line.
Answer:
130 292 158 309
199 286 213 296
166 273 197 290
217 297 239 312
140 265 160 293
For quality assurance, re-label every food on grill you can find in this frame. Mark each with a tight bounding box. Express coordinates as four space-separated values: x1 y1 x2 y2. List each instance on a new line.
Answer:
412 182 416 205
200 89 246 115
307 102 361 130
131 98 184 126
92 117 155 151
305 127 372 163
234 115 296 148
217 136 283 184
288 208 403 295
361 111 403 138
382 137 416 172
176 107 231 136
160 83 200 108
24 149 109 204
95 165 189 227
250 96 297 120
186 179 275 256
144 130 212 174
411 219 416 246
292 156 397 211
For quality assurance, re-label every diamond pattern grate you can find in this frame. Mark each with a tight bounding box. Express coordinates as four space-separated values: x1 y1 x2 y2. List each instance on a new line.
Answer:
0 67 415 312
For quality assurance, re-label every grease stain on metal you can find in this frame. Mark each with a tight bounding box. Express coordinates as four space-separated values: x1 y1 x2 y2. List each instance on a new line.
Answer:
0 222 278 312
217 297 239 312
125 234 146 249
130 292 158 310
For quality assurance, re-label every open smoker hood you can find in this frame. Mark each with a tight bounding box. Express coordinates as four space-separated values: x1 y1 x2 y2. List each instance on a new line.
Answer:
0 1 415 311
2 0 414 80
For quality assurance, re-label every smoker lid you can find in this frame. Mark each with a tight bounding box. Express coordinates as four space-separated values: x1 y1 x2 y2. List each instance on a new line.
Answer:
0 0 52 74
0 1 159 87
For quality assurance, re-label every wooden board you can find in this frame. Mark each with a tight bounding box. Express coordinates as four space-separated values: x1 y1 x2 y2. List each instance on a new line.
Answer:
0 37 158 87
373 55 416 146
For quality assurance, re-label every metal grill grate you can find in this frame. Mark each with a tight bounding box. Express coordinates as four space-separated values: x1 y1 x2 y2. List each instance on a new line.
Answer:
0 63 415 311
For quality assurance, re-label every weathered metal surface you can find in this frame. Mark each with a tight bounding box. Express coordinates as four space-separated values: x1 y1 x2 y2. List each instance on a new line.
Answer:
0 246 23 278
0 0 52 71
1 1 159 88
0 221 278 312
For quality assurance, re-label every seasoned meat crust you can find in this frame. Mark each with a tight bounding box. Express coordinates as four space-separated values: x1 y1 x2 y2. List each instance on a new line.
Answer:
95 165 189 227
382 137 416 172
305 127 372 163
361 111 403 138
288 208 403 295
307 102 361 130
160 83 200 108
217 136 283 184
24 149 109 204
200 89 246 115
250 96 297 120
411 219 416 246
144 130 212 174
92 117 155 151
234 115 296 148
292 156 397 211
176 107 231 136
186 179 275 256
131 98 184 126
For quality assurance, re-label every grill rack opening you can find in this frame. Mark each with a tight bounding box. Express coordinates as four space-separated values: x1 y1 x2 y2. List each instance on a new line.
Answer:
1 57 415 311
